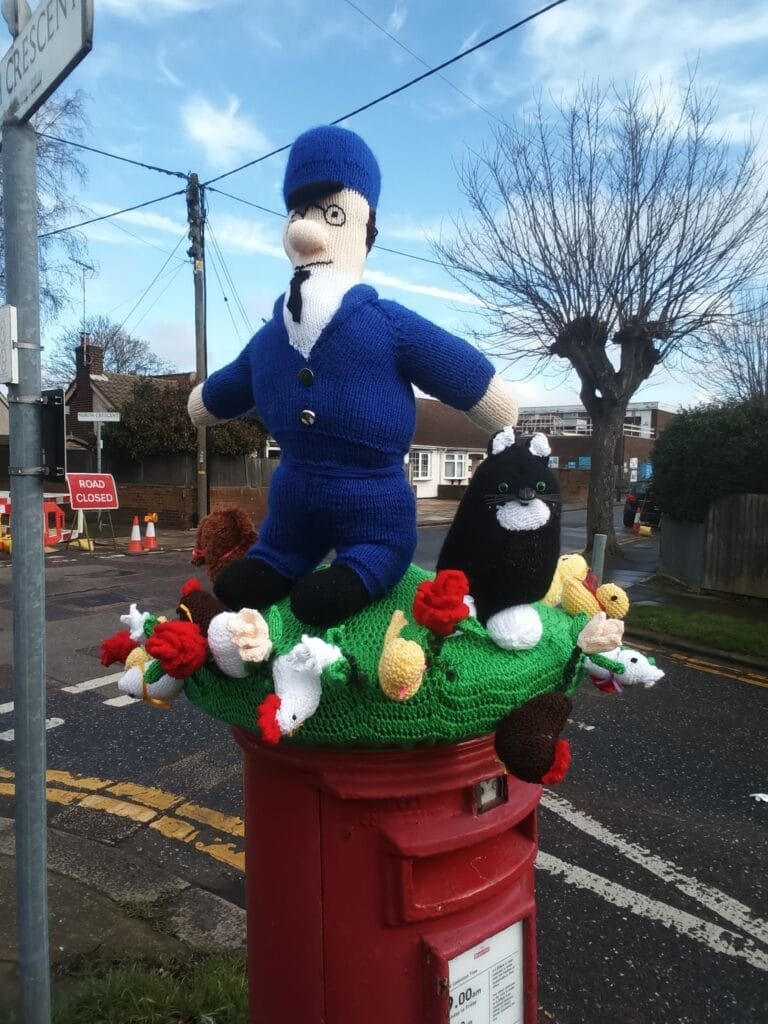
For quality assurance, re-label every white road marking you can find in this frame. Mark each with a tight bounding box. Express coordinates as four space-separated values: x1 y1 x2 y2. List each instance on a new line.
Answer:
541 791 768 947
537 852 768 972
102 694 139 707
0 702 14 715
62 671 123 694
567 718 595 731
0 718 65 743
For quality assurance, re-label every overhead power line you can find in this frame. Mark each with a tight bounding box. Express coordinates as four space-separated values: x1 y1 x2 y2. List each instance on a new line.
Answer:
208 185 448 267
38 188 186 238
116 231 188 334
36 132 188 179
340 0 508 126
204 0 569 187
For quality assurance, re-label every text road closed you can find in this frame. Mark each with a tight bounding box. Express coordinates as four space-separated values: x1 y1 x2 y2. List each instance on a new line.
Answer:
66 473 119 510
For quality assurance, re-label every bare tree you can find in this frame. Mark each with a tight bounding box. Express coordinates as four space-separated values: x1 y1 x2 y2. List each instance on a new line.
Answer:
43 314 175 387
435 75 768 551
703 290 768 401
0 91 90 321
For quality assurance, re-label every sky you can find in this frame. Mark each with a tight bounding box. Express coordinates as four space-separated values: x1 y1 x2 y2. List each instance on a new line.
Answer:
19 0 768 410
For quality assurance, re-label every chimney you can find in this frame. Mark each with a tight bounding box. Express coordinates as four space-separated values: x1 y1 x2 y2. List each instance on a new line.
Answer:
75 334 104 377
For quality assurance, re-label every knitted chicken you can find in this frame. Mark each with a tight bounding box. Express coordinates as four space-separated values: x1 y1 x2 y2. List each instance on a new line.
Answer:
541 552 589 607
584 647 665 693
561 574 630 620
257 636 343 743
377 610 426 701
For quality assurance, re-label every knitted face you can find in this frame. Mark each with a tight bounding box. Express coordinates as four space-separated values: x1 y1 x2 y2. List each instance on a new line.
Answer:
283 187 370 280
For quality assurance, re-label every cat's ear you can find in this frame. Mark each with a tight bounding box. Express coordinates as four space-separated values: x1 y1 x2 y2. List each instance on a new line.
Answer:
489 425 516 456
527 432 551 464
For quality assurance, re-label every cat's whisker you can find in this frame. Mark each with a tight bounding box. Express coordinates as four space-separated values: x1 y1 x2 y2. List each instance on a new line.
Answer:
484 493 562 507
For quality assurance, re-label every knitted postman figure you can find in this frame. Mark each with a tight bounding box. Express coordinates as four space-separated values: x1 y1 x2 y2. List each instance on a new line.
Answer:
188 125 518 628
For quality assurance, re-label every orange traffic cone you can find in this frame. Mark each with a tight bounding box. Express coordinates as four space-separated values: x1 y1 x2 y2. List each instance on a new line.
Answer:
143 513 158 551
632 508 641 532
127 515 143 554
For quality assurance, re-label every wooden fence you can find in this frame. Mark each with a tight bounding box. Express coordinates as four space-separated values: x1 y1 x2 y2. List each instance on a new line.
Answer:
661 493 768 599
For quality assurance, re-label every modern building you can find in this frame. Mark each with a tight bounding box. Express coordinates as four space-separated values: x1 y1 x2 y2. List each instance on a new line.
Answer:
408 398 678 498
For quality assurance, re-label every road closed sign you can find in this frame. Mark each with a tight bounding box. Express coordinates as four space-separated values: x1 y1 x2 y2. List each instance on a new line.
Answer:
66 473 119 510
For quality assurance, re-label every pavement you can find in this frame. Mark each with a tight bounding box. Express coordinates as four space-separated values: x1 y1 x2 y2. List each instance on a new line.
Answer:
1 499 765 1017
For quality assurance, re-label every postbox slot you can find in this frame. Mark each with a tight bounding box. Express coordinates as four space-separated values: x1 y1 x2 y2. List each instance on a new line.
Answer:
391 822 536 922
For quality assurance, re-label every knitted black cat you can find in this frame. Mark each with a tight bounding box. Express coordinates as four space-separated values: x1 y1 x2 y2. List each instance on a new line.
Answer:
436 427 561 650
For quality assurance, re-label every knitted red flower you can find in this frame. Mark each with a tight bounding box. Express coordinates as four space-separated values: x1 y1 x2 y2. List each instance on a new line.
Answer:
146 620 208 678
413 570 470 637
100 630 139 667
541 739 572 785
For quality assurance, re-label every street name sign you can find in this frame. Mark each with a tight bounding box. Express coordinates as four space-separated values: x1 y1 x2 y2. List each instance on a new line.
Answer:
77 410 120 422
0 0 93 124
66 472 119 510
0 303 18 383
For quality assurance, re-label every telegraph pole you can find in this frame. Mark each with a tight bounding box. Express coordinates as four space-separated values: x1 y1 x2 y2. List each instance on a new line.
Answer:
186 173 208 525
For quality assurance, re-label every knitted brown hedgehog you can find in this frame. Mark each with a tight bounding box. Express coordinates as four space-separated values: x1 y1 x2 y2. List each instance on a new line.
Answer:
191 508 258 584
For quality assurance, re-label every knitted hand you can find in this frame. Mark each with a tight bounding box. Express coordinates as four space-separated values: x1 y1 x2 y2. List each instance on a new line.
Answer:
577 611 625 653
494 692 572 785
227 608 273 663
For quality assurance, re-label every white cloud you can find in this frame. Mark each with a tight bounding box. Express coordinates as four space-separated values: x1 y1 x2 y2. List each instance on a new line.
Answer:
386 4 407 34
181 95 270 170
363 268 482 306
98 0 224 19
157 44 182 87
383 216 443 244
84 202 188 238
205 213 285 261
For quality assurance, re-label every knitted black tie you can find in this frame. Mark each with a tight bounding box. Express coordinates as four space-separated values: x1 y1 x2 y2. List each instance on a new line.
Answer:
287 268 311 323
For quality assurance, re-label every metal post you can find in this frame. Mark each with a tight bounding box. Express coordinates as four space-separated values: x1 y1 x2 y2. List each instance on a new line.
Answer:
186 173 208 525
592 533 607 585
3 119 51 1022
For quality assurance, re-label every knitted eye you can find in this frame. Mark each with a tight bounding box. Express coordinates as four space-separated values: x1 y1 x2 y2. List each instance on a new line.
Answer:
497 482 509 493
630 657 638 663
323 204 346 226
535 481 546 493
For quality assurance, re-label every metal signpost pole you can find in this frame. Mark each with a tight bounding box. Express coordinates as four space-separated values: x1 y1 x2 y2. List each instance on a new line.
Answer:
3 117 51 1024
0 3 94 1017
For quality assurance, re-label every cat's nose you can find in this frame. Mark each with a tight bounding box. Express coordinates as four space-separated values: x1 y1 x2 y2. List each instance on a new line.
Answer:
518 487 536 502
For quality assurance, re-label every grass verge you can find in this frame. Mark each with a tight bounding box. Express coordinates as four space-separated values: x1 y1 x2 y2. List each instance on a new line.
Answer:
626 604 768 659
49 954 248 1024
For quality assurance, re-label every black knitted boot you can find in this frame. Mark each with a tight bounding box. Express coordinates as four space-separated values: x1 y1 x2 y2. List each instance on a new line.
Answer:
290 564 372 627
213 557 293 612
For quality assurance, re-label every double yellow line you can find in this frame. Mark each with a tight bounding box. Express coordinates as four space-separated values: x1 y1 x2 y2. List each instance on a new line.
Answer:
0 767 246 871
631 643 768 688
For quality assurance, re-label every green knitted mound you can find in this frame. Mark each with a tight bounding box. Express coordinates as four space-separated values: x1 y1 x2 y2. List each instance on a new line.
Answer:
184 564 588 749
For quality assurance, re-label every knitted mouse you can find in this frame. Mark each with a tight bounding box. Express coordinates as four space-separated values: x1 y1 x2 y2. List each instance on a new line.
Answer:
188 125 517 629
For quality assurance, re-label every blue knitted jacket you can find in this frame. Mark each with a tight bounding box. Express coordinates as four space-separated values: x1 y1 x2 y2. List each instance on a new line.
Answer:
202 284 495 471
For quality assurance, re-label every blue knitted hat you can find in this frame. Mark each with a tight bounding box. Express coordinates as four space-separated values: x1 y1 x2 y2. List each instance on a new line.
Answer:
283 126 381 211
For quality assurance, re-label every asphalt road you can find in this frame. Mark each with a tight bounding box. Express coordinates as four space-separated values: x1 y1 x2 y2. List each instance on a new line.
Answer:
0 508 766 1022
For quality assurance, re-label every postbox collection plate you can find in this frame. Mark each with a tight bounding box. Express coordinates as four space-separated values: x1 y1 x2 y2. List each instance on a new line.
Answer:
448 922 524 1023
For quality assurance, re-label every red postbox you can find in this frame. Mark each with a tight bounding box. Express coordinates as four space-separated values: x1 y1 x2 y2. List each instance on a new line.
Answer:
234 728 540 1024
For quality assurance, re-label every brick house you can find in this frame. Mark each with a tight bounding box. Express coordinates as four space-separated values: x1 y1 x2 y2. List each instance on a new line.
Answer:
64 336 195 448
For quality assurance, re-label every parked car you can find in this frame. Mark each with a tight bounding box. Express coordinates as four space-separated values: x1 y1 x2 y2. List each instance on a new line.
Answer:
623 478 661 528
